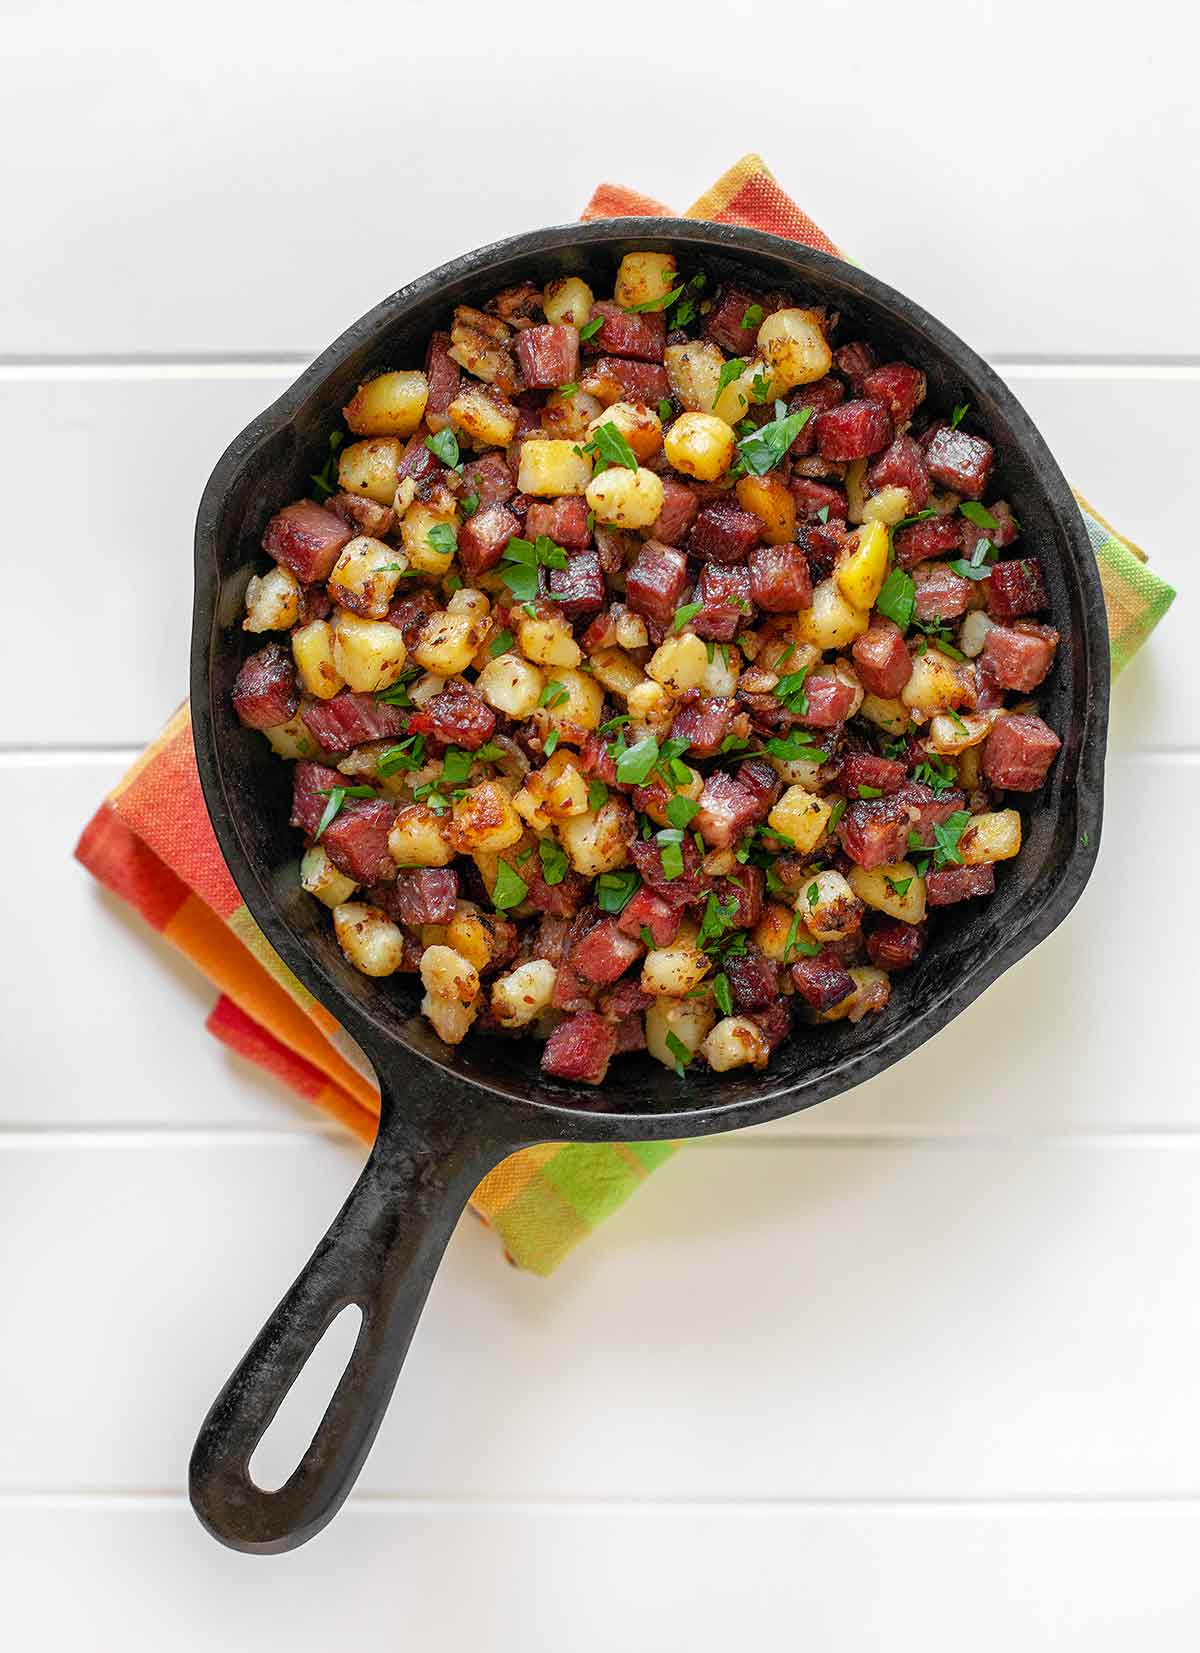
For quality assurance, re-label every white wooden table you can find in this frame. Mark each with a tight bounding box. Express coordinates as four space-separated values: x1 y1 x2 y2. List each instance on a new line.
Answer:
3 2 1196 1646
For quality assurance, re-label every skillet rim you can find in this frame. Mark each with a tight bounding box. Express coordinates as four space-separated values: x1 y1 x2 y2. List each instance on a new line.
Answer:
191 217 1108 1143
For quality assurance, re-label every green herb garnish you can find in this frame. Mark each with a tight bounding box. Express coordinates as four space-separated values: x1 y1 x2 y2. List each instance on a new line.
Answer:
313 784 375 839
538 836 569 886
712 972 734 1015
587 779 609 812
310 429 344 500
666 794 700 830
672 601 703 633
615 736 660 785
959 501 998 530
425 428 460 467
875 567 917 632
596 869 639 913
578 315 604 342
491 859 529 910
733 406 812 477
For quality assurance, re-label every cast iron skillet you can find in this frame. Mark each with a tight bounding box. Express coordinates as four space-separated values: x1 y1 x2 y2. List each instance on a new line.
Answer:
188 219 1108 1553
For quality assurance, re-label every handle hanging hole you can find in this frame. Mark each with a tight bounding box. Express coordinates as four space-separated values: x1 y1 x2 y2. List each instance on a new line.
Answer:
248 1303 364 1493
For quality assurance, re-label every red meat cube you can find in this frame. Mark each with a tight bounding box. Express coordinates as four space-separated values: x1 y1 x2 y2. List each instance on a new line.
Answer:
925 426 994 499
724 945 779 1010
585 302 666 362
691 563 754 642
585 357 670 404
523 859 590 918
299 690 406 755
551 957 594 1013
515 324 579 390
799 676 857 728
578 732 621 789
986 558 1049 621
570 916 644 986
232 642 298 730
913 563 975 622
650 476 700 546
327 492 394 538
387 868 459 926
749 1001 792 1049
791 951 855 1011
866 918 927 972
786 377 845 455
837 797 912 869
456 502 520 579
263 501 352 585
524 495 590 550
720 865 764 930
396 433 446 493
833 341 878 392
926 864 996 906
797 519 850 580
540 1012 618 1086
426 681 496 750
547 551 606 618
748 544 813 613
630 834 712 904
459 452 515 508
670 696 736 758
423 330 461 432
895 780 967 837
385 590 438 645
893 515 963 570
866 434 930 510
321 797 398 885
598 977 654 1022
290 761 345 839
813 398 894 462
625 541 690 629
840 752 908 796
789 477 849 522
980 622 1059 692
862 362 927 426
736 758 780 817
688 499 762 564
982 714 1062 790
703 284 784 353
695 771 759 849
617 887 682 948
852 620 913 698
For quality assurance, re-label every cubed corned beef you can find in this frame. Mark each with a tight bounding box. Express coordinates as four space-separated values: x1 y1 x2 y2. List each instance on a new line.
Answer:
786 377 845 454
866 434 930 510
691 562 753 641
837 796 912 869
986 558 1049 620
799 676 857 728
625 541 689 629
866 918 927 972
524 857 590 918
389 867 459 927
895 780 967 836
327 491 394 538
913 563 975 622
386 589 438 644
515 324 580 390
531 914 572 964
580 607 619 652
488 282 543 328
586 302 666 362
321 798 398 885
570 916 644 986
630 834 711 903
426 681 496 750
893 515 963 570
650 475 700 546
551 958 594 1013
593 524 637 576
616 886 681 948
724 945 778 1011
232 642 299 730
833 341 878 392
862 362 927 426
702 284 784 353
424 330 461 430
263 500 352 585
688 498 762 564
396 433 445 492
290 761 346 839
670 696 735 757
790 477 848 523
300 690 407 754
925 425 994 499
612 1016 648 1054
839 752 907 796
796 520 849 582
456 502 520 578
749 1001 792 1049
598 976 654 1021
980 622 1059 691
586 356 670 403
748 544 812 613
813 398 894 461
926 863 996 905
791 951 855 1011
720 865 764 929
540 1011 618 1086
459 451 515 507
525 494 590 550
961 500 1018 555
982 714 1062 791
548 551 606 618
736 757 781 817
578 732 622 788
851 619 913 698
695 770 759 849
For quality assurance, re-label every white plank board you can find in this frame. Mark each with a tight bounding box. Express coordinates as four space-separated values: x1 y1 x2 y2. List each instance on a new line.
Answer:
2 1133 1199 1500
3 1498 1198 1653
3 2 1196 361
0 365 1189 751
2 750 1187 1134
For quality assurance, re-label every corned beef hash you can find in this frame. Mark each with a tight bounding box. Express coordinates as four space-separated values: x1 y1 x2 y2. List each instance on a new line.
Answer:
231 252 1063 1087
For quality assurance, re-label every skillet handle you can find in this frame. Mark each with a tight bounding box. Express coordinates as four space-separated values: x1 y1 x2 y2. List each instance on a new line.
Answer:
189 1083 522 1554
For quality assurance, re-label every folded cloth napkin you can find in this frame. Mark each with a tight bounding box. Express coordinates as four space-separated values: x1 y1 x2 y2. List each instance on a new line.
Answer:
75 155 1175 1276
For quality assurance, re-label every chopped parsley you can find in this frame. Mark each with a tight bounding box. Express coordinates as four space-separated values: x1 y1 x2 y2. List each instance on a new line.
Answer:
588 779 609 812
580 421 638 474
426 521 457 557
578 315 604 342
543 729 560 757
491 859 529 911
876 567 917 631
499 533 567 603
538 835 569 886
658 398 673 422
596 869 639 913
672 601 703 633
885 875 913 898
765 736 824 764
313 784 375 839
959 501 999 530
740 302 765 330
712 972 734 1016
806 882 820 907
698 893 740 951
656 828 685 881
489 628 514 657
614 736 661 786
376 735 425 778
459 492 479 518
774 666 811 718
913 754 958 792
714 357 748 403
558 382 579 400
949 402 970 429
948 537 997 581
858 784 883 799
666 794 700 830
539 680 570 710
624 281 686 314
816 505 830 524
640 924 657 951
782 910 821 961
664 1029 693 1078
732 406 812 477
424 428 460 467
310 429 344 500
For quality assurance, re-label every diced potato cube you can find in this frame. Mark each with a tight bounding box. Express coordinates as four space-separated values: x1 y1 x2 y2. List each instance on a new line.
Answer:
327 535 407 619
408 672 446 707
300 846 358 908
542 387 603 441
958 808 1022 865
338 436 403 504
543 666 604 738
400 503 458 576
848 861 927 923
447 586 490 623
517 610 582 669
859 693 909 735
767 785 833 855
646 632 708 692
585 465 664 528
421 992 477 1045
330 609 408 693
818 965 891 1024
444 902 504 972
513 752 589 829
646 996 715 1073
713 360 777 424
752 900 796 962
928 711 995 755
798 869 864 942
958 610 995 658
614 251 677 309
614 609 649 650
558 801 632 877
641 946 709 998
701 1016 770 1072
845 459 867 525
589 646 645 699
333 902 405 977
664 412 736 482
518 438 592 497
755 307 832 390
664 339 725 413
835 520 890 611
492 958 559 1028
636 763 701 827
588 400 663 463
343 370 429 438
291 619 344 700
626 678 675 736
264 711 320 761
448 382 518 449
702 644 740 698
419 944 481 1005
958 743 983 792
243 564 301 633
901 648 973 717
476 654 546 718
446 781 523 855
828 656 864 718
388 805 455 868
735 473 796 545
412 611 487 675
543 275 593 328
796 578 871 651
862 484 913 527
